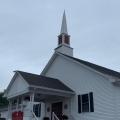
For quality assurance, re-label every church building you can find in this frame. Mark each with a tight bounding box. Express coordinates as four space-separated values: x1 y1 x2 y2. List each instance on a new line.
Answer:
1 12 120 120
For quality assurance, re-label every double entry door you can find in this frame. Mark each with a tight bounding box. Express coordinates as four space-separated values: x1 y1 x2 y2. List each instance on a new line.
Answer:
51 102 63 120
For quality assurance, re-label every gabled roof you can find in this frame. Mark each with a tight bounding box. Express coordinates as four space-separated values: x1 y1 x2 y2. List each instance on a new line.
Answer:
17 71 74 92
60 53 120 79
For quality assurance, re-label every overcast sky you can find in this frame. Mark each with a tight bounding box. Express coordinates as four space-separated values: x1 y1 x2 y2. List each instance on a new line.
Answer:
0 0 120 91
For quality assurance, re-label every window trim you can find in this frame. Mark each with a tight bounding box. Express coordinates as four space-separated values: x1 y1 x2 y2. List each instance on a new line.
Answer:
78 92 94 113
33 103 41 117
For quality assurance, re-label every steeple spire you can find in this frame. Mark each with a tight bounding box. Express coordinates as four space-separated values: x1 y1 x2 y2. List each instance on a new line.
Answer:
58 11 70 46
60 11 68 34
55 11 73 56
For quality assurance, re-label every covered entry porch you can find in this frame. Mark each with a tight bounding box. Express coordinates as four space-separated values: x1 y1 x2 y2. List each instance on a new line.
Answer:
29 84 75 120
7 86 75 120
5 71 75 120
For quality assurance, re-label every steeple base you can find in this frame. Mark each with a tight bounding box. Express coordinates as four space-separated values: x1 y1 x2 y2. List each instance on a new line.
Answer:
55 45 73 56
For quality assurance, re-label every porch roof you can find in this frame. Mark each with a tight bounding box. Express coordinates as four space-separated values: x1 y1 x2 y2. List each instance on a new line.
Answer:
17 71 74 93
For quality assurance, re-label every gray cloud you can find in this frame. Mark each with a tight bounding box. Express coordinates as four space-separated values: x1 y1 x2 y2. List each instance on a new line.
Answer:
0 0 120 91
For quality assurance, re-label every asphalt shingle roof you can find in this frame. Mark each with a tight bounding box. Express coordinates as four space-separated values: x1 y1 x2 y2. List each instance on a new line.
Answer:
17 71 74 92
62 53 120 79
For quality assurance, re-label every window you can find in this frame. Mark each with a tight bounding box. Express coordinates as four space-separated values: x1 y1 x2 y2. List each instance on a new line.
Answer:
58 36 62 45
64 35 70 45
12 99 17 105
78 92 94 113
18 97 22 104
24 96 30 101
82 94 89 112
33 104 41 117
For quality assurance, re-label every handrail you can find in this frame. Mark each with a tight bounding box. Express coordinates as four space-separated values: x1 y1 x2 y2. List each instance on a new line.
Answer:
52 112 60 120
32 111 38 120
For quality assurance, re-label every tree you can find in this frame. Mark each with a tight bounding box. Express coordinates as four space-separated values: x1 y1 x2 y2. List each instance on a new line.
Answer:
0 92 8 107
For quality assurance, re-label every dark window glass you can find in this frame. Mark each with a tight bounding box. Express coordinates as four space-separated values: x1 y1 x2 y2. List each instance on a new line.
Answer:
64 36 69 44
82 94 89 112
82 102 89 112
12 99 17 105
24 96 30 101
58 36 62 45
18 98 22 104
78 92 94 113
33 104 41 117
82 94 89 103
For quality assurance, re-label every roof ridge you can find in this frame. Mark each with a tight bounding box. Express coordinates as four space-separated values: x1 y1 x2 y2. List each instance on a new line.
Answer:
16 70 63 81
73 56 120 74
15 70 74 92
58 52 120 79
15 70 40 76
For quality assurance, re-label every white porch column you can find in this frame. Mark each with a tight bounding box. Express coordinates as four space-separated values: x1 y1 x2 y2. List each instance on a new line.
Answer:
8 99 12 119
30 92 35 120
30 92 35 112
21 96 24 112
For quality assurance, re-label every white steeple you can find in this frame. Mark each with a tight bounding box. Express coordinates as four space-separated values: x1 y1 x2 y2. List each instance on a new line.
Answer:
60 11 68 34
55 11 73 56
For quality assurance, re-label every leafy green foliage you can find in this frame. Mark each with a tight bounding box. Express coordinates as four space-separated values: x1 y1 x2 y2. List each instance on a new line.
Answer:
0 92 8 107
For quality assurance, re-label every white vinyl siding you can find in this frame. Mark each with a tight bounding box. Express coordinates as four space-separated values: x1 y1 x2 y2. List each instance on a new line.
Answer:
44 55 117 120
